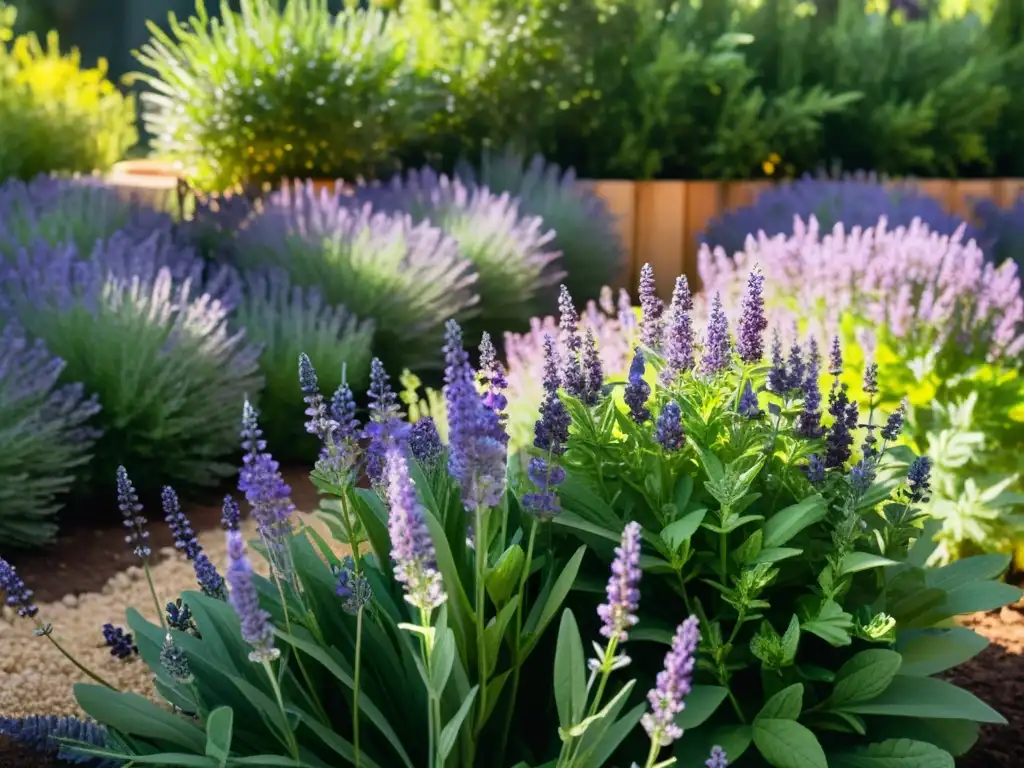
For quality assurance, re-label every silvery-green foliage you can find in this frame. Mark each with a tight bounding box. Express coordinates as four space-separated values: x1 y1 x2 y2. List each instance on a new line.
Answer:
231 180 479 371
132 0 445 191
234 268 375 459
0 320 99 549
0 232 263 496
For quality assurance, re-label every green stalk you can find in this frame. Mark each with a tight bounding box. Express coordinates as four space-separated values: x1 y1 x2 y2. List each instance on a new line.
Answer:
143 561 167 631
263 660 300 760
41 630 117 690
642 736 662 768
418 609 439 768
565 637 619 766
353 605 364 767
497 518 538 759
473 503 489 738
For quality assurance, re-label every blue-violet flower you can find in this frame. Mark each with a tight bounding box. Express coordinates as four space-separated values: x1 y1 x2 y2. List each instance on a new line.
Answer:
226 530 279 663
641 615 700 747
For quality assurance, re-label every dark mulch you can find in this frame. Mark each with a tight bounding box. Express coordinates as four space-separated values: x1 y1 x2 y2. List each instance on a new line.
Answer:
3 467 320 605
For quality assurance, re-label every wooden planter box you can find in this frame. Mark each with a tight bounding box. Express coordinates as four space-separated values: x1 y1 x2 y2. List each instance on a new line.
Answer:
587 179 1024 299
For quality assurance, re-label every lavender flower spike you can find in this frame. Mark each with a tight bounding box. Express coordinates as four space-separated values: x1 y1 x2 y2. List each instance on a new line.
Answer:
624 348 651 424
558 286 585 398
655 401 685 452
581 327 604 406
479 332 509 416
299 353 338 441
385 445 446 612
700 293 731 376
706 745 729 768
662 275 695 383
409 417 444 467
638 264 663 348
0 558 38 619
642 615 701 747
221 495 241 532
597 521 643 643
767 329 787 394
736 267 768 363
533 335 571 455
116 466 151 559
163 486 201 561
226 530 279 663
363 357 410 484
796 338 824 439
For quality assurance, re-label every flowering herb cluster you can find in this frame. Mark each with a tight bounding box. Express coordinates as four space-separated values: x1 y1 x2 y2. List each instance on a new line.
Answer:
0 266 1018 768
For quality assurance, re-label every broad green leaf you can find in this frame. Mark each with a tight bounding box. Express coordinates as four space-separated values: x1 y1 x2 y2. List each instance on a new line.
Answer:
483 597 520 677
438 686 478 762
835 676 1006 724
550 511 623 543
557 681 635 741
897 628 989 676
554 609 588 729
904 519 942 568
675 724 753 767
803 711 866 735
430 628 457 698
631 626 676 645
754 547 804 564
752 718 827 768
295 711 382 768
756 684 803 721
660 509 707 552
828 738 955 768
74 685 206 753
677 686 729 730
861 717 979 757
827 650 902 708
486 544 525 605
802 600 853 646
274 630 414 767
523 546 587 657
780 615 800 664
422 507 475 646
60 750 218 767
762 495 827 548
928 581 1023 622
581 703 645 768
838 552 901 575
924 554 1010 591
204 707 233 765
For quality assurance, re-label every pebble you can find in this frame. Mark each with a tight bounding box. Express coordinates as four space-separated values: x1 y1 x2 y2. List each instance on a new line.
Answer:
61 594 79 609
126 566 144 582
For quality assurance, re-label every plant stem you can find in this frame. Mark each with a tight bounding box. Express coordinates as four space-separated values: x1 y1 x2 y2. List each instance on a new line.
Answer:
418 609 439 768
719 531 728 580
339 492 363 573
353 605 364 768
642 737 661 768
497 517 538 761
263 660 300 760
473 504 489 738
42 632 117 690
565 637 619 766
143 561 167 631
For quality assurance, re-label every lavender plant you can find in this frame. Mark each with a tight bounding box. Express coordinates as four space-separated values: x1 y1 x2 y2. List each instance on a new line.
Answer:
233 268 375 458
0 175 176 258
131 0 444 191
9 275 1015 768
700 176 976 260
351 166 564 338
230 181 478 371
0 320 99 549
699 215 1024 563
974 191 1024 272
0 232 263 496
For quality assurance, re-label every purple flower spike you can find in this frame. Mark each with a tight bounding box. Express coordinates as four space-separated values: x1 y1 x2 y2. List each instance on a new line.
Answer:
299 353 338 441
534 336 571 455
193 551 228 601
581 328 604 406
558 286 586 398
363 357 411 484
700 293 731 376
330 380 361 442
163 486 201 561
410 417 444 467
863 361 879 396
785 338 805 392
642 615 701 747
662 276 695 383
908 456 932 503
828 336 843 377
238 399 296 558
736 268 768 363
706 745 729 768
101 624 137 660
226 530 279 663
220 495 241 532
881 400 907 441
655 401 685 452
638 264 664 348
597 521 643 642
385 445 446 612
624 348 651 424
0 558 38 619
796 338 824 439
824 383 859 469
767 329 787 394
804 455 826 485
479 332 509 416
522 456 566 520
116 467 151 560
444 321 508 510
738 380 762 419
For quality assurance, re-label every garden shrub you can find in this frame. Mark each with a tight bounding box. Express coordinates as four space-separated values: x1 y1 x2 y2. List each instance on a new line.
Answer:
699 216 1024 564
132 0 443 191
1 269 1016 767
0 3 136 180
0 176 174 257
234 268 375 460
0 231 263 499
700 175 975 259
230 181 479 372
351 166 564 339
460 152 627 305
973 192 1024 272
0 320 99 550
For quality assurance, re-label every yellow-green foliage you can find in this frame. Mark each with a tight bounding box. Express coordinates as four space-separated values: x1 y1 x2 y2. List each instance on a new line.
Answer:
0 3 137 180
